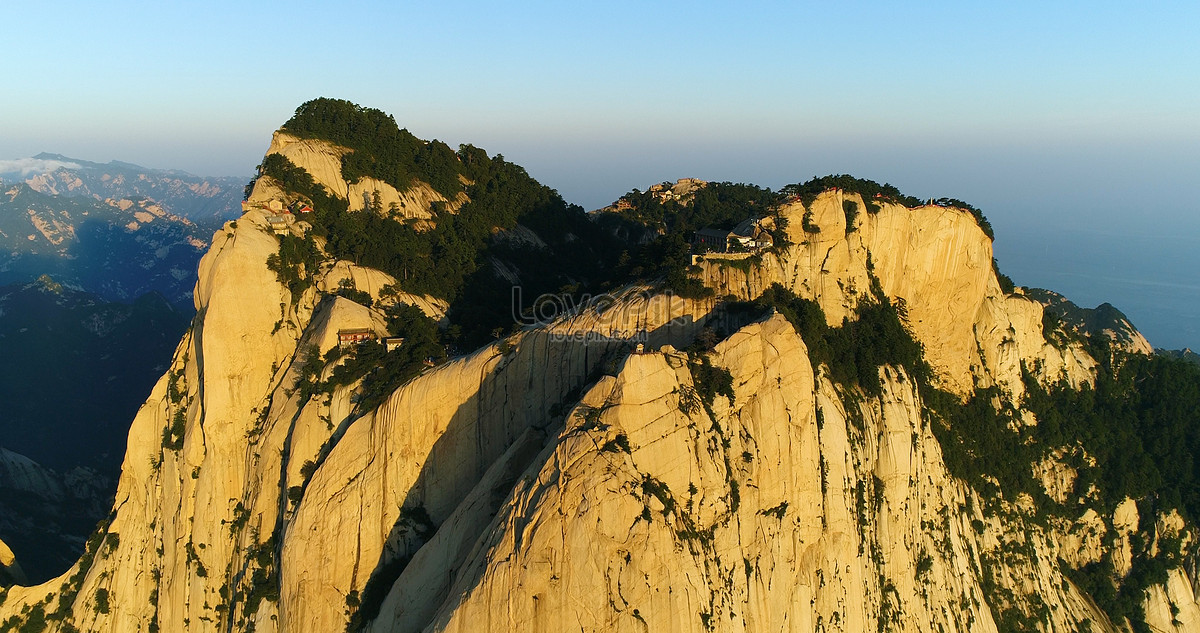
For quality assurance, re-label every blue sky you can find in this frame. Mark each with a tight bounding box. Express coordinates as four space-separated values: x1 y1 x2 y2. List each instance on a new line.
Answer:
2 1 1198 346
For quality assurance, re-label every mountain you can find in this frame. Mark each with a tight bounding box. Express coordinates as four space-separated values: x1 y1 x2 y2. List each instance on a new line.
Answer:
1 99 1198 633
2 154 244 226
0 156 244 306
1023 287 1154 355
1158 348 1200 365
0 156 225 586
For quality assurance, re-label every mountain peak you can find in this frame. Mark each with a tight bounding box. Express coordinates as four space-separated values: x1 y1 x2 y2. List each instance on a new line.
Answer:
31 274 63 294
30 152 74 162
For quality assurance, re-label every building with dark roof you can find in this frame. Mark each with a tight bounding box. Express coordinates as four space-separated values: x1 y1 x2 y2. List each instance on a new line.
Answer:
694 228 733 252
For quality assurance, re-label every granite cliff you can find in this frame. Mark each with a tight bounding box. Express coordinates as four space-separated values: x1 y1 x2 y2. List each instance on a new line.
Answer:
1 103 1196 633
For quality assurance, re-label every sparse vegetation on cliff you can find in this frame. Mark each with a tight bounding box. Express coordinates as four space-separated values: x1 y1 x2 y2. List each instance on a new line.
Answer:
842 200 859 233
993 258 1015 294
266 232 322 302
922 334 1200 632
933 197 994 240
738 283 928 397
686 354 735 412
1027 349 1200 517
929 342 1200 526
801 209 821 234
738 277 1198 632
323 302 447 414
162 409 186 451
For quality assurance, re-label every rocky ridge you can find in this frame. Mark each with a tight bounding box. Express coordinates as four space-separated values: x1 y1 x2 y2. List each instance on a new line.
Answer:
0 135 1194 633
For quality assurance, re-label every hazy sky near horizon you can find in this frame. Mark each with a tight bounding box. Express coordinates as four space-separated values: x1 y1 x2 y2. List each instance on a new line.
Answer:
2 1 1198 345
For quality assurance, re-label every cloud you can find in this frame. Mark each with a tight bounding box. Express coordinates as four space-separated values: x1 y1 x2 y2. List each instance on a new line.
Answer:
0 158 82 177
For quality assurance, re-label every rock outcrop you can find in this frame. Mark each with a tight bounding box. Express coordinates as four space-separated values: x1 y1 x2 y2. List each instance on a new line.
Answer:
255 132 466 227
0 178 1185 633
693 190 1097 396
0 538 27 587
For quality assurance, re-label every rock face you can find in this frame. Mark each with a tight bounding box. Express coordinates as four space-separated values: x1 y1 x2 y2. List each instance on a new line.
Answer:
0 182 1189 633
414 316 1099 633
255 132 465 227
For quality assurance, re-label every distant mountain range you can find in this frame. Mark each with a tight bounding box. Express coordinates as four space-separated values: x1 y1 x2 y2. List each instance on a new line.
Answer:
0 154 245 307
2 153 244 225
1021 287 1153 353
1159 347 1200 365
